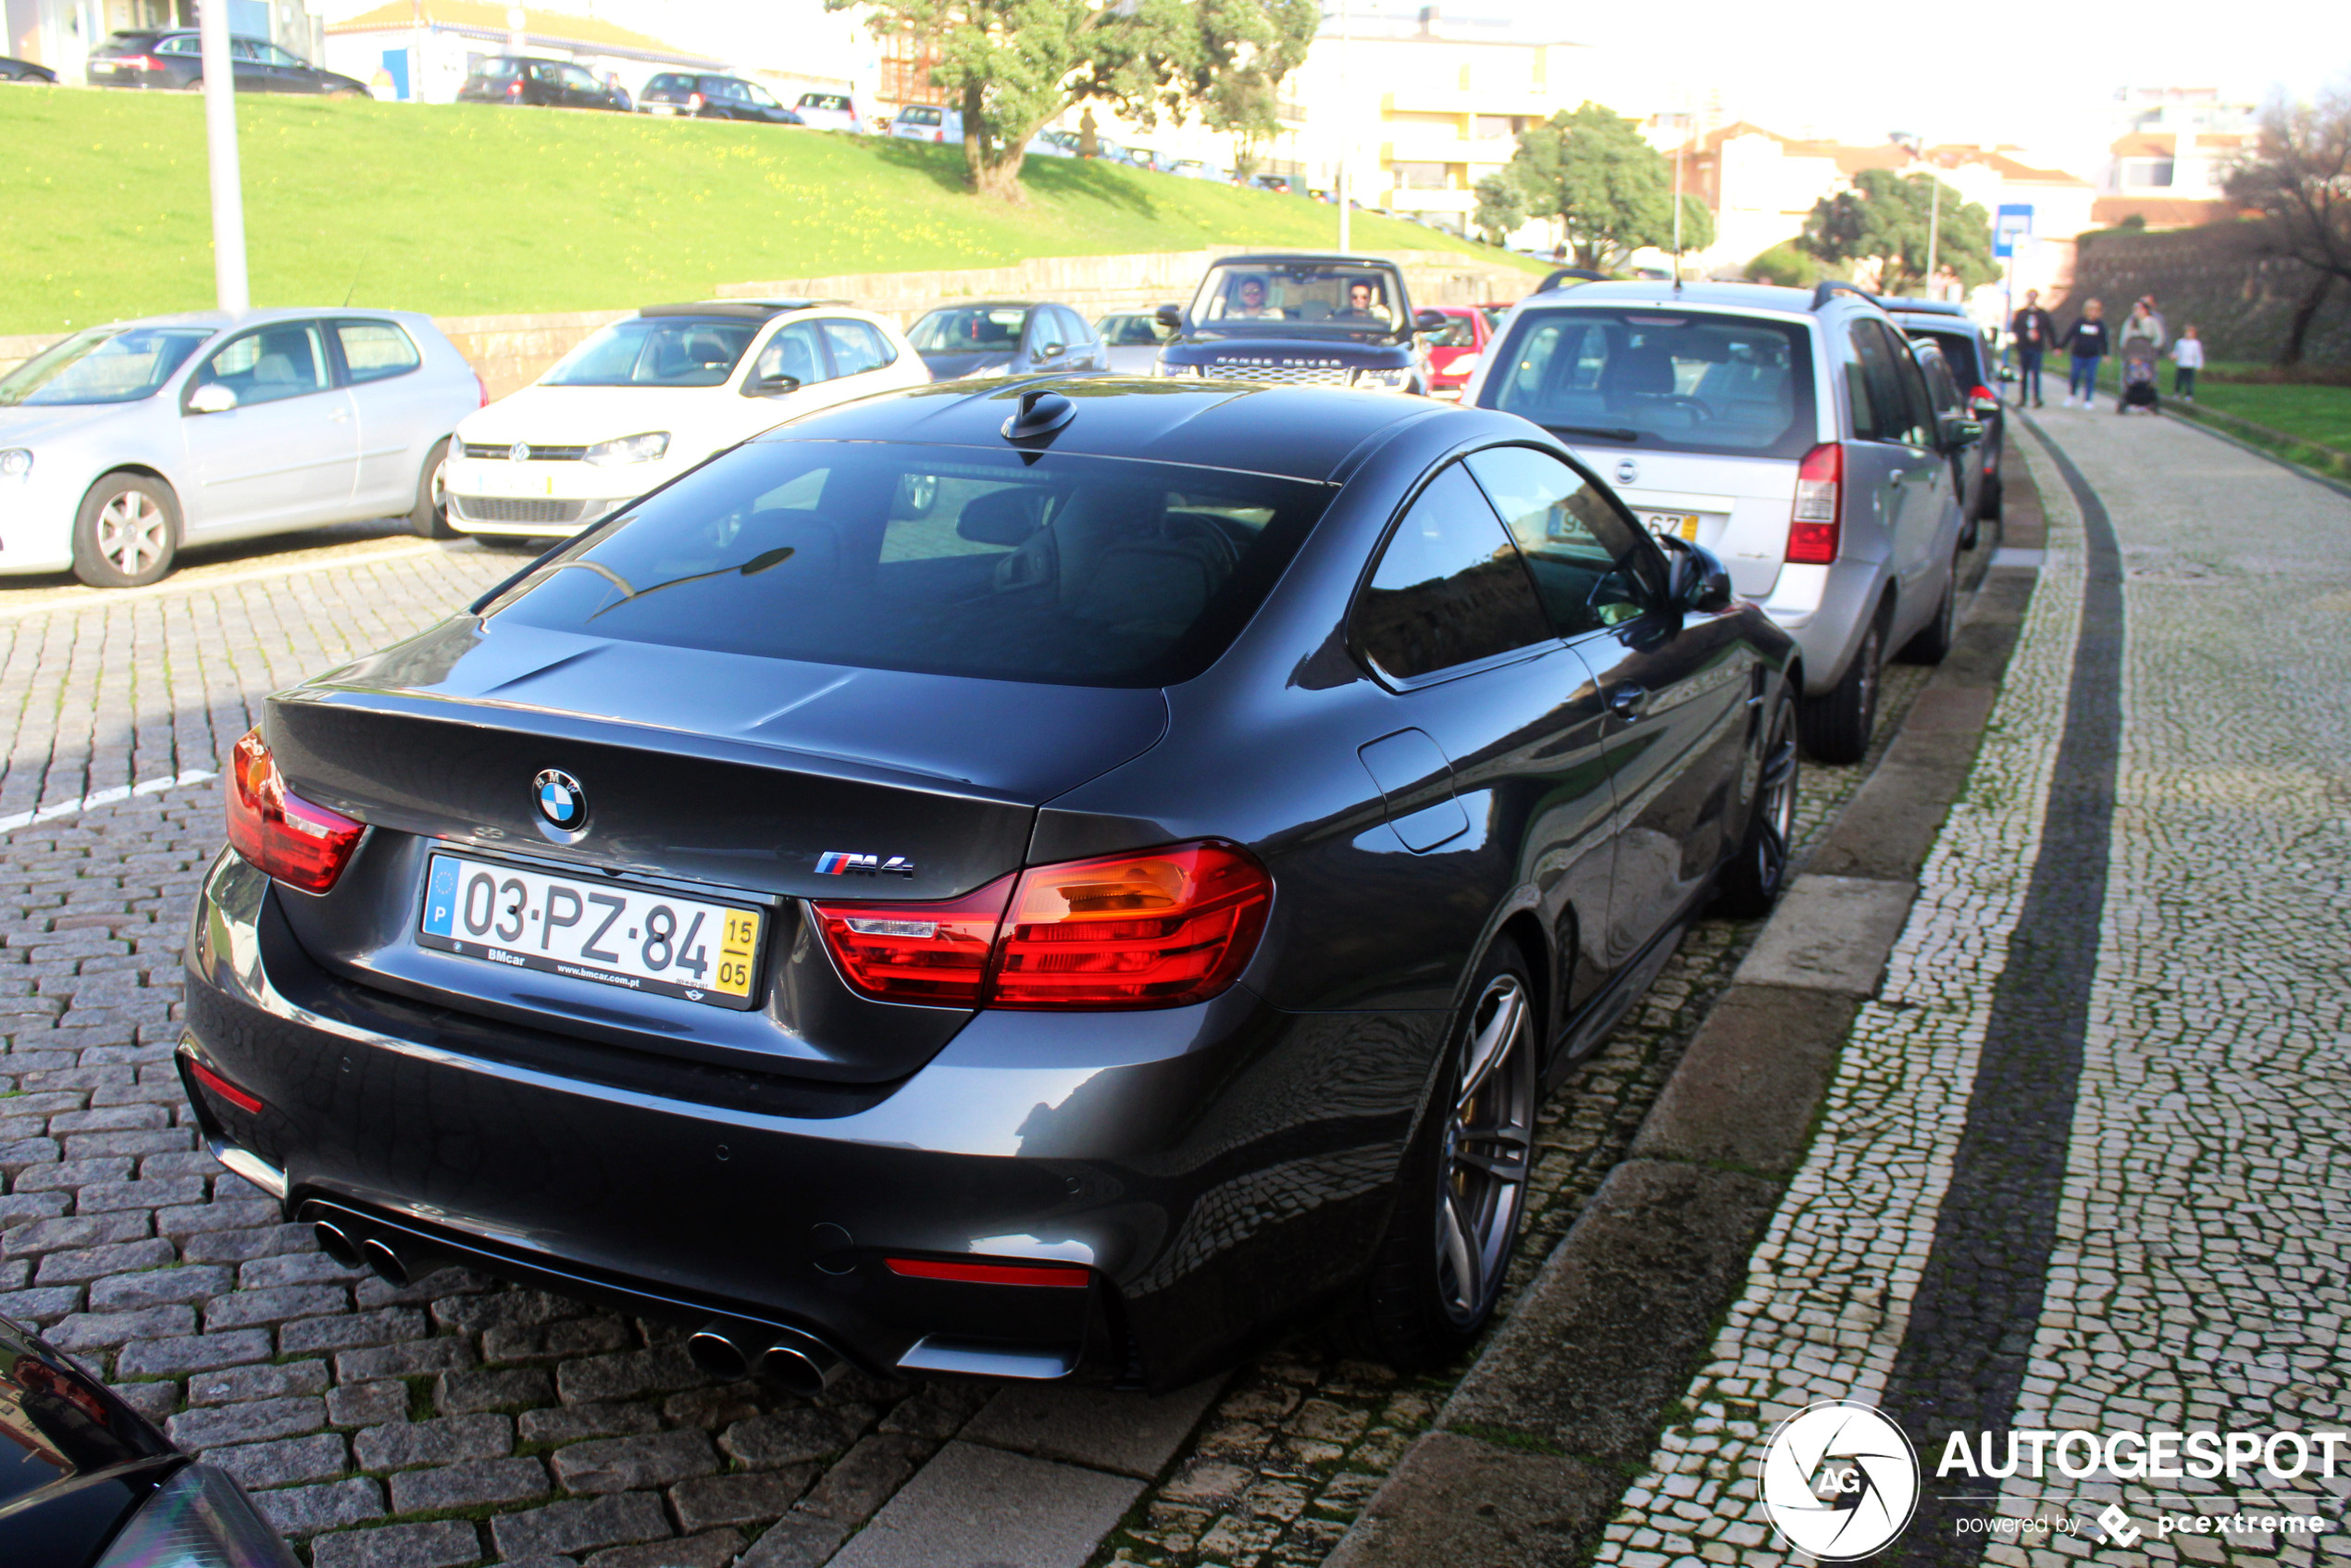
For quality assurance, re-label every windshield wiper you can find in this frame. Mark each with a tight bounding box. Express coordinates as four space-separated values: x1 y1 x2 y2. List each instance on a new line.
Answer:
1546 424 1642 443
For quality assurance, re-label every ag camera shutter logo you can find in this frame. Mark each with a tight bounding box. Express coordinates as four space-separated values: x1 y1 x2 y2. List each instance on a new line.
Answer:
1760 1400 1921 1560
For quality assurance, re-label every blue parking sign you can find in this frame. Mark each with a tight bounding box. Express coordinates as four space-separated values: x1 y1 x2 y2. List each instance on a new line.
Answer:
1995 205 2034 259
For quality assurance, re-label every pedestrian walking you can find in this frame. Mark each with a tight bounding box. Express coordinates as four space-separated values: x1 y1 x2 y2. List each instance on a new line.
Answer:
2009 290 2057 407
2059 299 2109 409
2170 325 2204 400
2118 300 2164 355
2137 293 2169 348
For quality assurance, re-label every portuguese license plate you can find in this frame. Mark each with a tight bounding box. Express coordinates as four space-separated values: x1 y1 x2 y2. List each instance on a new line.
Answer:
1642 511 1701 541
418 852 764 1009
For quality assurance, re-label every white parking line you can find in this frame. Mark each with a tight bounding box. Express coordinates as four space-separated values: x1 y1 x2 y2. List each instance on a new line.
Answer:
0 768 218 833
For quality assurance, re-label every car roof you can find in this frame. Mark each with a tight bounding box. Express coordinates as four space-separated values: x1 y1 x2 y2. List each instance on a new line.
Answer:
751 376 1447 483
914 301 1040 314
636 301 846 320
1214 254 1410 269
79 305 423 333
1516 280 1821 318
1878 296 1972 317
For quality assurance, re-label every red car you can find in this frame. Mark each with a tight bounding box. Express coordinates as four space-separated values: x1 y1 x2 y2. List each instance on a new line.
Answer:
1426 306 1493 398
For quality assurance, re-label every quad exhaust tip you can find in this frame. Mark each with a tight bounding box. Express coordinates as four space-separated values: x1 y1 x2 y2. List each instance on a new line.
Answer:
311 1218 422 1288
688 1321 844 1397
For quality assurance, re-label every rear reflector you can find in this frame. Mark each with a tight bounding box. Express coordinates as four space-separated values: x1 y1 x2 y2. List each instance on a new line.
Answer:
885 1256 1091 1288
227 728 364 893
188 1057 264 1115
813 840 1272 1012
1788 442 1842 566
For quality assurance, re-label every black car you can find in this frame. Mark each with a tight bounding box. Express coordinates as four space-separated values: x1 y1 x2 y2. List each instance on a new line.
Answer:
905 300 1109 380
180 377 1798 1392
1154 254 1450 395
457 55 628 111
640 72 803 124
0 1313 296 1565
85 30 366 93
1 55 57 82
1885 299 2005 531
1908 338 1990 551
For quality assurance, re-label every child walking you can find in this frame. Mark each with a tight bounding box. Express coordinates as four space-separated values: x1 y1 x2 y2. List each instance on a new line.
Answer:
2171 326 2204 401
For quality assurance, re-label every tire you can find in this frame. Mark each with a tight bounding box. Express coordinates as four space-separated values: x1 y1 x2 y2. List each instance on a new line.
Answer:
1348 940 1537 1369
1977 471 2003 524
1897 564 1958 666
1797 618 1881 764
1715 684 1798 918
72 472 180 589
410 437 457 539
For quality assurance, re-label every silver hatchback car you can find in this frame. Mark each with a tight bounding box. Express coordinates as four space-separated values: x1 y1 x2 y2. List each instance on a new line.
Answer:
1465 280 1978 762
0 308 483 588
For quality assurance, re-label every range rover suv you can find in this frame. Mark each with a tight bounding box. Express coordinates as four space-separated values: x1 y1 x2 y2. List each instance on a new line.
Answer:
1152 254 1449 396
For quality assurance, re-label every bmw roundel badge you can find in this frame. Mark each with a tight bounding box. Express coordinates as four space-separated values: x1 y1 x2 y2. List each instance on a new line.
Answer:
533 769 586 830
1615 458 1638 486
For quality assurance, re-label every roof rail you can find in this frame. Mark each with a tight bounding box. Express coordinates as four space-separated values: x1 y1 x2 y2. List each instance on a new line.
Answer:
1810 280 1877 311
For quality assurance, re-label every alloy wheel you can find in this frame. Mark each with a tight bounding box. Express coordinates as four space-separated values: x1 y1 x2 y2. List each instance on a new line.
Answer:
1754 703 1798 891
97 491 168 577
1436 972 1535 1325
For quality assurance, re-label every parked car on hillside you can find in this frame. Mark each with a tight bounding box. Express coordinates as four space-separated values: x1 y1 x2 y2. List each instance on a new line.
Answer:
790 91 864 131
906 302 1108 380
888 104 960 143
442 300 926 541
1883 296 2005 541
1094 310 1175 374
86 30 366 93
1425 306 1491 398
640 73 802 124
180 375 1799 1396
1 55 57 81
0 309 484 588
0 1313 297 1565
457 56 628 111
1464 279 1977 762
1154 254 1447 397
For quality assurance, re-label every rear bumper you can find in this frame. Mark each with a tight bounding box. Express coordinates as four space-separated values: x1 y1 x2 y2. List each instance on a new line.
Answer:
182 851 1439 1388
1757 559 1888 695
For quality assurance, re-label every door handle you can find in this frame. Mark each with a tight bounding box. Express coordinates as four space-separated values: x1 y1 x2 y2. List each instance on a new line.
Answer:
1885 467 1904 484
329 408 349 422
1607 683 1648 721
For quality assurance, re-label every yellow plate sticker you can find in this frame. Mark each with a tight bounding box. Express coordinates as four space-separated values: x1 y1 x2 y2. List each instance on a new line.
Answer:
715 909 761 998
1643 511 1701 541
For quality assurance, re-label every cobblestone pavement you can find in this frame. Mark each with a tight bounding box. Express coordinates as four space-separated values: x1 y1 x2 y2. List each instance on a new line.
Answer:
0 513 1969 1568
1588 414 2351 1568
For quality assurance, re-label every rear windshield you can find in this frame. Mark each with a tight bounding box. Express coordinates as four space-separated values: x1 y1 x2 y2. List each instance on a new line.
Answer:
1483 307 1818 460
799 93 850 111
487 441 1330 688
1903 325 1988 387
909 306 1025 353
541 317 758 388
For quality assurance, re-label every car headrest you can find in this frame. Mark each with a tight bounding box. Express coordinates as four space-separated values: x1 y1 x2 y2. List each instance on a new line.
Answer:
957 487 1047 547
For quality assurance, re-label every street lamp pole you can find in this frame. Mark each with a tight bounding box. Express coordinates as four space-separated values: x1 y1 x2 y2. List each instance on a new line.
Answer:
198 0 249 311
1335 1 1350 253
1925 166 1942 296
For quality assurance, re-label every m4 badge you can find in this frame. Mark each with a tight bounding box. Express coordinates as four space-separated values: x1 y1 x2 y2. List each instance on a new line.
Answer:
815 852 915 877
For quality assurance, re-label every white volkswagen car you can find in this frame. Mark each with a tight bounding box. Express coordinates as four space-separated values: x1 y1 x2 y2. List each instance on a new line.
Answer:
0 308 482 587
443 302 928 540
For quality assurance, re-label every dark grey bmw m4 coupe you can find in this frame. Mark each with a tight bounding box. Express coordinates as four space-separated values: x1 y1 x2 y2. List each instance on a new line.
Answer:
180 376 1799 1392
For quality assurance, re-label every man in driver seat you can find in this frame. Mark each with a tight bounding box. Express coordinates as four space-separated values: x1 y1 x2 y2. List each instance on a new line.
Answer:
1334 279 1393 326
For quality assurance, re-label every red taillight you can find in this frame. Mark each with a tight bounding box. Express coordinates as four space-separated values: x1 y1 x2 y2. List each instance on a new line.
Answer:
128 54 163 70
473 372 490 407
1972 384 1996 406
1788 442 1842 566
188 1056 264 1115
687 92 703 111
812 840 1271 1012
505 80 521 96
884 1256 1091 1288
226 728 363 893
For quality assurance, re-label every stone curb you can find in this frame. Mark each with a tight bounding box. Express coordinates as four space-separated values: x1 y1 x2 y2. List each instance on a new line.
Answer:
1324 457 2054 1567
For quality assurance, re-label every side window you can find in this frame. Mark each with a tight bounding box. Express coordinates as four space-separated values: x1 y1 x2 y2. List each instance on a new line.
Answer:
819 319 885 378
753 321 828 386
559 66 599 91
1059 306 1093 346
1921 354 1961 415
335 320 421 385
191 322 330 407
1889 339 1937 443
1463 446 1652 637
1354 464 1554 682
1846 321 1920 444
230 39 260 59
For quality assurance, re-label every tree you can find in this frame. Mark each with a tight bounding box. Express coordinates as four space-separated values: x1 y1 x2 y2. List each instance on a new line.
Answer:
1473 172 1526 245
833 0 1316 201
1797 168 1996 297
1501 103 1692 272
2222 81 2351 364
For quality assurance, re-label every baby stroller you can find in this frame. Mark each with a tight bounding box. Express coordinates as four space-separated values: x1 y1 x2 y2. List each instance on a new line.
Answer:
2119 342 2161 414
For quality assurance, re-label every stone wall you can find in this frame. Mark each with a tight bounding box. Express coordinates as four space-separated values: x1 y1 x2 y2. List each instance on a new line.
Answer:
2066 220 2351 365
0 246 1539 395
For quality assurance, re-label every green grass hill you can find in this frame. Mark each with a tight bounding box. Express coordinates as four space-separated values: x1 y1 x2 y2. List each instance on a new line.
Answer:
1 89 1536 336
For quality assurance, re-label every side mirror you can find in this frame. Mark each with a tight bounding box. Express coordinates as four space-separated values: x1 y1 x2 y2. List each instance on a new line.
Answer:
1996 364 2020 382
1940 413 1984 450
744 373 801 399
186 382 237 415
1040 342 1065 360
1155 305 1183 330
1663 537 1734 614
1412 309 1449 334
